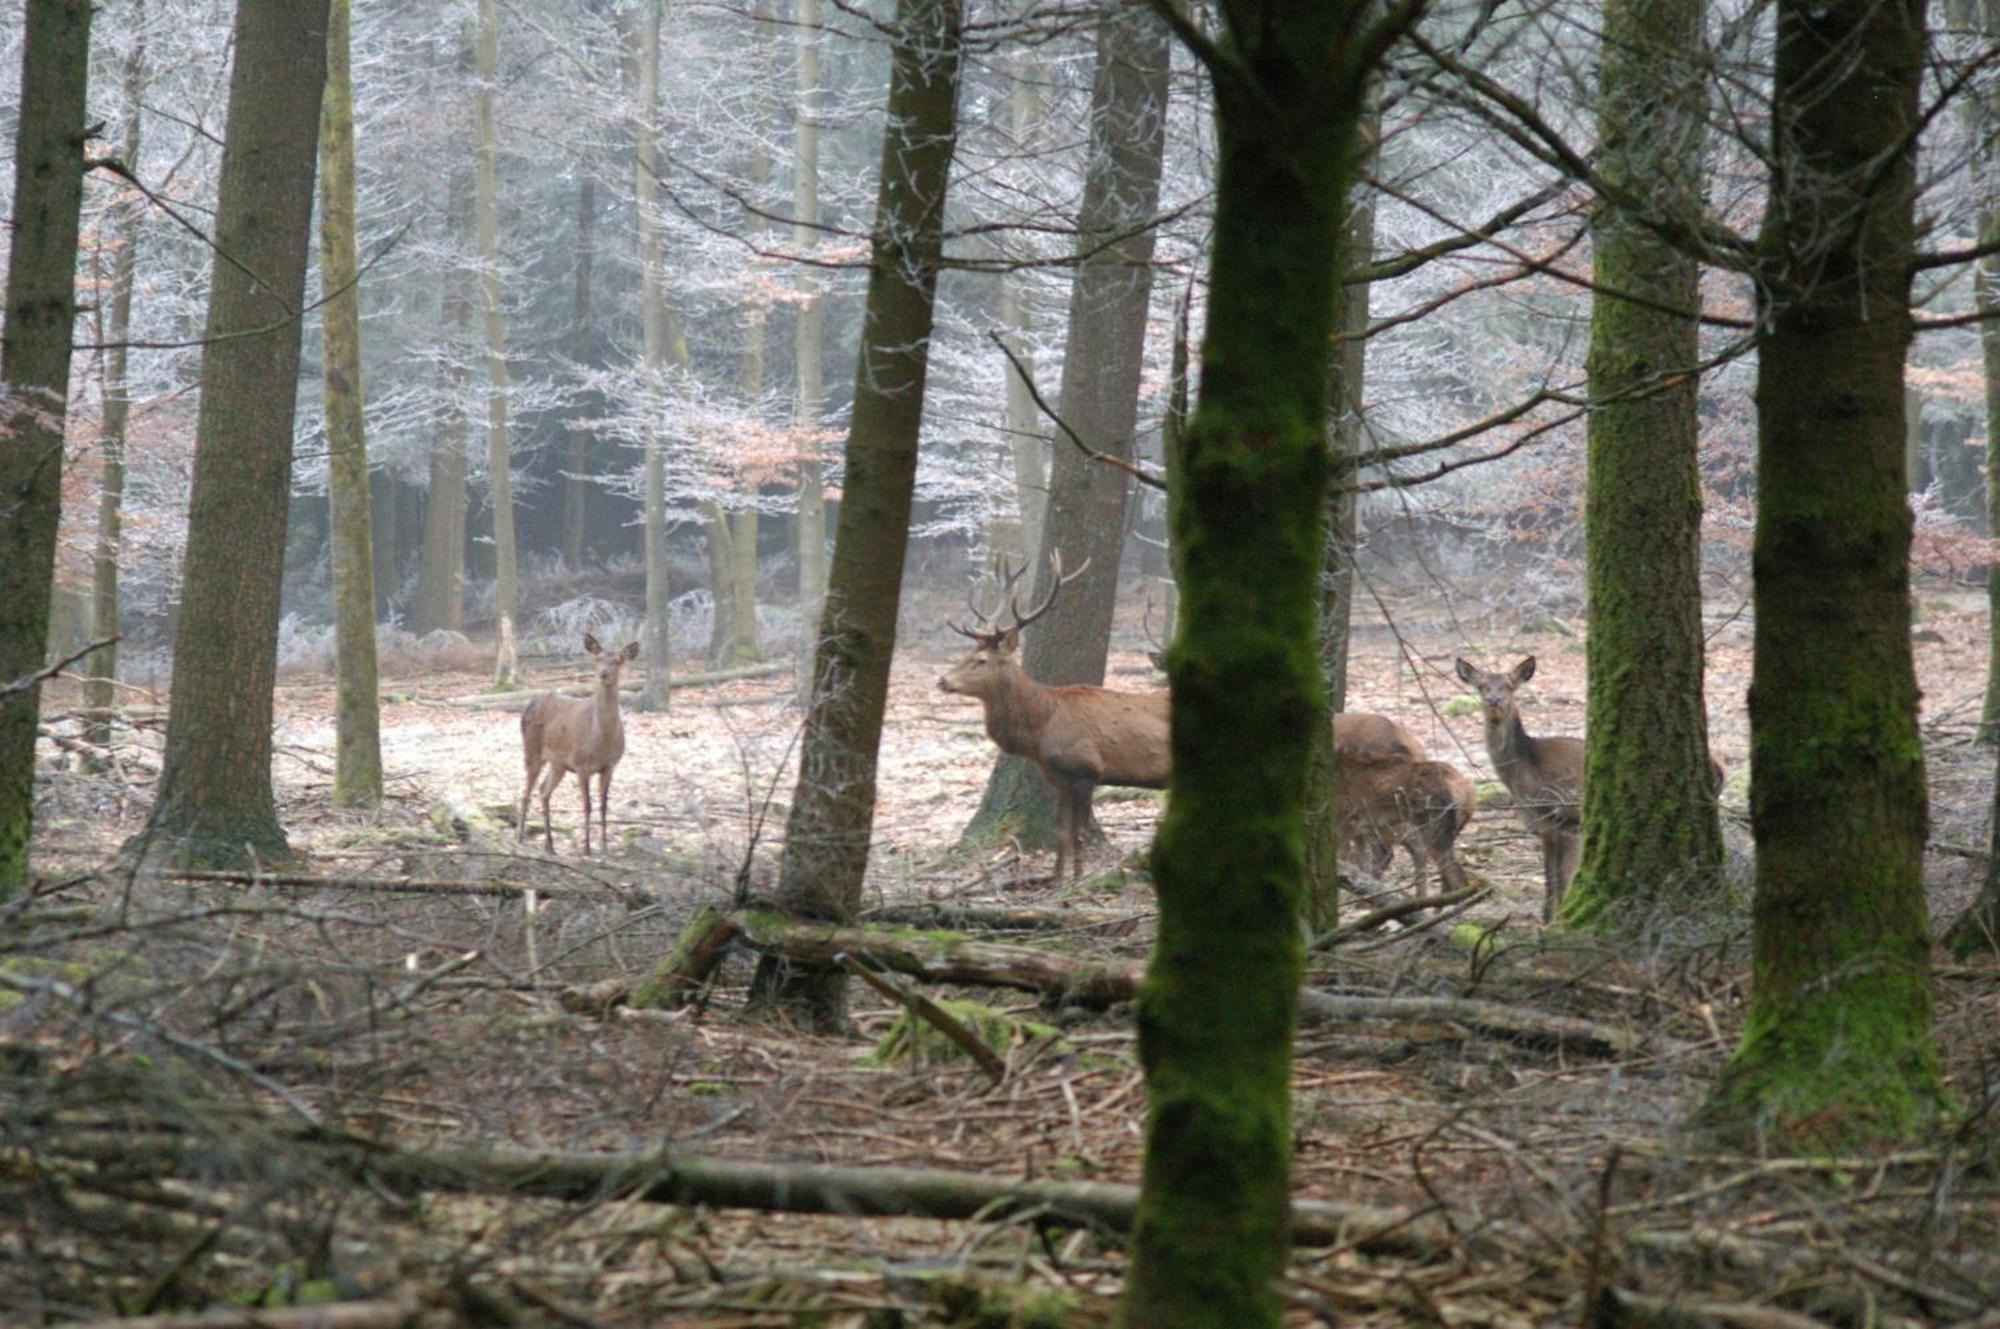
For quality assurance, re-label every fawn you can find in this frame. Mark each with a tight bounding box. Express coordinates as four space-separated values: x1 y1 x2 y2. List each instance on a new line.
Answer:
519 632 638 855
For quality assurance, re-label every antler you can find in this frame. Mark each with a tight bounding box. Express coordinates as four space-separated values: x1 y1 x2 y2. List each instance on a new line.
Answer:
948 556 1030 640
1006 551 1091 636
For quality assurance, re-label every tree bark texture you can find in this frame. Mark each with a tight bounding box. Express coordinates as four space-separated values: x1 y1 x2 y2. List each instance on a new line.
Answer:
1972 0 2000 743
0 0 93 891
1700 0 1948 1147
86 29 147 762
1302 117 1381 929
792 0 828 696
1561 0 1724 928
961 6 1171 853
137 0 330 868
1000 46 1050 565
320 0 383 809
412 260 471 636
473 0 520 690
757 0 964 1034
562 173 596 574
1125 7 1365 1323
626 0 683 713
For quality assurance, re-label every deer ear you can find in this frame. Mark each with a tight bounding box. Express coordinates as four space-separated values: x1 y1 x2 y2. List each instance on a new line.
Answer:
1454 658 1478 686
621 641 640 662
1000 627 1021 653
1512 656 1537 684
583 632 603 656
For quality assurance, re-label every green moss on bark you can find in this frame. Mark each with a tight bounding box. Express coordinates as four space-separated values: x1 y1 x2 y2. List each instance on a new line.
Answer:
1562 0 1723 932
1124 5 1362 1319
1695 0 1949 1148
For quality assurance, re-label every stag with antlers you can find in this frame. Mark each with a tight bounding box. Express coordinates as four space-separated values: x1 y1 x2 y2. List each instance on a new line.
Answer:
938 553 1170 882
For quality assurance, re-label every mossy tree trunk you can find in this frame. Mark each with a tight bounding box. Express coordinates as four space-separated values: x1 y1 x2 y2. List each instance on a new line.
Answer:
959 3 1170 856
1942 737 2000 955
1697 0 1949 1148
1302 115 1379 930
135 0 329 868
1124 2 1370 1320
473 0 520 690
752 0 963 1034
1559 0 1724 930
0 0 93 893
320 0 383 810
86 26 147 764
791 0 827 697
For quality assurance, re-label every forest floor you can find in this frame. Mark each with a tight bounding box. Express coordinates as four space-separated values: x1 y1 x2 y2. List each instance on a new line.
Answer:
10 580 2000 1326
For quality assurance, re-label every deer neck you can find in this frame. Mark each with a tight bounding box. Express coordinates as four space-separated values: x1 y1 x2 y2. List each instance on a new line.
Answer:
591 680 624 747
1486 711 1540 779
981 663 1058 758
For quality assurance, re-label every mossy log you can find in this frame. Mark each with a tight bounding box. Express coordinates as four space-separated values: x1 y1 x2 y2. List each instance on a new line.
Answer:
619 907 1650 1056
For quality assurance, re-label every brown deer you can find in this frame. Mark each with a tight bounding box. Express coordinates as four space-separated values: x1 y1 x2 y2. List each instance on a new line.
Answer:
1337 754 1477 898
939 555 1168 882
1454 656 1584 921
519 632 639 855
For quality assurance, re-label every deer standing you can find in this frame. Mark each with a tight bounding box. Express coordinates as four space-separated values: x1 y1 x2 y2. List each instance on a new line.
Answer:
939 556 1168 882
1454 656 1584 921
1337 754 1477 898
519 632 639 855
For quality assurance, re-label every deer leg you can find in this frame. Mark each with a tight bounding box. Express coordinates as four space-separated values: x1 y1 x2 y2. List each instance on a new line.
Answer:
1052 782 1072 883
1071 784 1093 881
1541 830 1562 923
1554 827 1580 913
519 756 543 842
577 769 593 855
598 769 612 855
538 765 562 852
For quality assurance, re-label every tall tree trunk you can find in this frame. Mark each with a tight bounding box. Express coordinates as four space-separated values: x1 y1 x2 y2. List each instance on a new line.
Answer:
0 0 93 892
999 47 1049 564
473 0 520 689
134 0 330 868
960 4 1170 856
413 257 472 636
563 174 596 573
1124 3 1368 1320
792 0 827 695
86 26 147 765
1300 120 1380 931
629 0 674 713
1697 0 1948 1148
371 470 399 615
1974 0 2000 743
320 0 383 809
753 0 963 1033
1560 0 1724 928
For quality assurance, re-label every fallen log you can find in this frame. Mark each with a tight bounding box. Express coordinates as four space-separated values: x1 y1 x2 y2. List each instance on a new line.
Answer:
619 908 1656 1057
167 869 619 903
53 1302 422 1329
861 901 1138 934
60 1134 1452 1261
1312 887 1489 950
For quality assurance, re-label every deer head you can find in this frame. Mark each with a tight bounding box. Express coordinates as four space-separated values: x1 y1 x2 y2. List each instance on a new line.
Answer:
584 632 640 690
1454 655 1535 729
937 552 1089 698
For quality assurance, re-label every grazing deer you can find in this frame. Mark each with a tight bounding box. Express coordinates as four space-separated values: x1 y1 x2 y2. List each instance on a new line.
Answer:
1454 656 1584 921
939 555 1169 882
519 632 639 855
1338 754 1477 898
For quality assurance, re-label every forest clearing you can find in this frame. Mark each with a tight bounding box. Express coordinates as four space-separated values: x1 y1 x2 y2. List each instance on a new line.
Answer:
10 577 2000 1324
11 0 2000 1318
